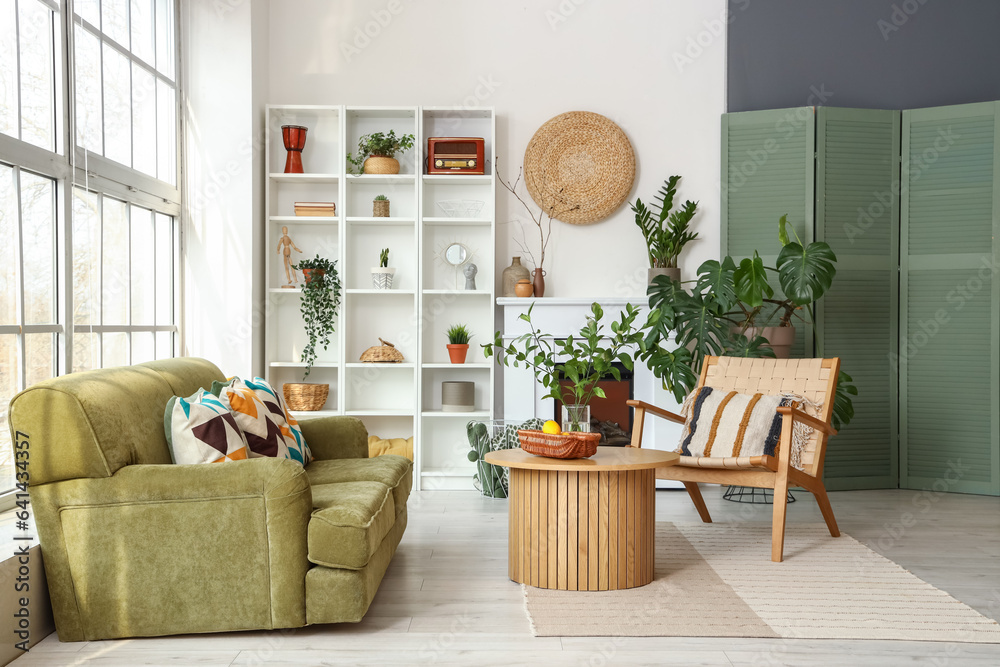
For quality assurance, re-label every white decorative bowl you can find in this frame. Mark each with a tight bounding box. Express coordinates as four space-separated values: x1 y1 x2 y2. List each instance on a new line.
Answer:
437 199 485 218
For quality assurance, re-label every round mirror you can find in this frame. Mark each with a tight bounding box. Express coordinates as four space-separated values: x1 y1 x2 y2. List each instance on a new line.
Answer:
444 243 469 266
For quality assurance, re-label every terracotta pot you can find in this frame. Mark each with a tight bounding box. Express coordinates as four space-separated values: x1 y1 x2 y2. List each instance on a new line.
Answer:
301 268 325 284
364 156 400 174
532 268 546 298
514 279 534 297
739 326 796 359
648 267 680 285
447 344 469 364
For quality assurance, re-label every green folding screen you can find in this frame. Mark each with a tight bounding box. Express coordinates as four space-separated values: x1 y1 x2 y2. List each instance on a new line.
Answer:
899 101 1000 495
722 106 900 490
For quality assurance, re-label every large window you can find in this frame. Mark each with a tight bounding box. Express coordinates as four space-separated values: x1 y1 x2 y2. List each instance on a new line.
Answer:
0 0 180 504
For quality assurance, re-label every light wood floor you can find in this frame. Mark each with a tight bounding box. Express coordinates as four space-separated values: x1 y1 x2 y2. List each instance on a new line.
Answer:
12 487 1000 666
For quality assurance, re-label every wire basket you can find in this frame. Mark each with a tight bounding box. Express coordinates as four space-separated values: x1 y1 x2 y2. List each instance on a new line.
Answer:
467 418 543 498
437 199 485 218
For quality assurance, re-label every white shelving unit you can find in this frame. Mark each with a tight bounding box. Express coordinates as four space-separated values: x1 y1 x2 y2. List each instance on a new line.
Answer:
264 104 495 491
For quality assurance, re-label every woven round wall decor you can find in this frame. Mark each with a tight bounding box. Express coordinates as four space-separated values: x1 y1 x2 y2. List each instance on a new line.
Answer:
523 111 635 225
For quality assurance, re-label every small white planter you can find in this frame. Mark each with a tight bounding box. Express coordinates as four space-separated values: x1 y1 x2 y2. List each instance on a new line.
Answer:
371 267 396 290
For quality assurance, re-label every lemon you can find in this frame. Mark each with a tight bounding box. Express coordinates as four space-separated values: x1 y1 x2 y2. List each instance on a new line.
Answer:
542 420 560 435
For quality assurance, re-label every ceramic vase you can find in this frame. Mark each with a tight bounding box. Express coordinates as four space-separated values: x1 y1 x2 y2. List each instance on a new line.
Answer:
501 257 531 297
532 268 546 298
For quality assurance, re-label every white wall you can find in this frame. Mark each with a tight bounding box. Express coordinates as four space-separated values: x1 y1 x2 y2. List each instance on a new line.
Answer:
182 0 270 377
265 0 727 298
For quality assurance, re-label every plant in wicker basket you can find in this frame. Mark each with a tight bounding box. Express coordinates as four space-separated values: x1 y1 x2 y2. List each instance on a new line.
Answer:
347 130 415 175
290 255 341 379
484 302 646 432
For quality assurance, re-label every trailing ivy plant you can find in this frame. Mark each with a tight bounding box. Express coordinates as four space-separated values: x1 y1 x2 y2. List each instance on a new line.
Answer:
640 215 857 429
291 255 342 379
484 303 646 430
347 130 416 174
630 175 700 269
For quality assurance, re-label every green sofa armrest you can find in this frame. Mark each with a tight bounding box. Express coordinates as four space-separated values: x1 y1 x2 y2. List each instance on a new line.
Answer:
299 416 369 460
30 457 312 641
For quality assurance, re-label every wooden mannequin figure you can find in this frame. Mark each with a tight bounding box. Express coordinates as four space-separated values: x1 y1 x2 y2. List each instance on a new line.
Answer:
276 226 303 286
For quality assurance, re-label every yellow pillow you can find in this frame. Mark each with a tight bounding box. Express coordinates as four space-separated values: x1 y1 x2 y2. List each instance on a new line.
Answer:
368 435 413 460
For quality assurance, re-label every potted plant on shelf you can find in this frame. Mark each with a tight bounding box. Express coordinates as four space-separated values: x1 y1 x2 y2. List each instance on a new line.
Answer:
347 130 416 175
373 194 390 217
484 303 645 432
446 324 472 364
640 215 857 429
631 175 700 285
284 255 342 411
372 248 395 289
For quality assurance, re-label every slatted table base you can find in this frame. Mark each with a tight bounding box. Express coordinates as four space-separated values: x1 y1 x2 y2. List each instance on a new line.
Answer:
507 467 656 590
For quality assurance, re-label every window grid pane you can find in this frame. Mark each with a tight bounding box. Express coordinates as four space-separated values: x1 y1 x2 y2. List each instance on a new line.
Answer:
101 196 128 325
74 26 103 153
0 333 20 495
0 165 17 326
20 172 56 325
17 0 56 151
0 0 18 138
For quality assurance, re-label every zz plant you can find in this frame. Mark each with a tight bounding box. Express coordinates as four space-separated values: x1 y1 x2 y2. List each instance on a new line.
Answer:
631 175 699 269
640 215 857 429
291 255 342 379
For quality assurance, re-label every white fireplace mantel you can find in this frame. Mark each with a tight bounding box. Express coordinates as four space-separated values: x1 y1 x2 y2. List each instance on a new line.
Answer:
497 296 683 488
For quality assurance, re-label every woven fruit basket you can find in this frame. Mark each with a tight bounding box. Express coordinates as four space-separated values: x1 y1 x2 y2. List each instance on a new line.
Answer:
518 429 600 459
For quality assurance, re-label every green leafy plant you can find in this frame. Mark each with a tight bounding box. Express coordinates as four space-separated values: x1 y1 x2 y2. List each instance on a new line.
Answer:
290 255 341 379
631 175 700 269
446 324 472 345
484 303 646 430
373 194 388 201
379 248 389 268
640 215 857 429
347 130 415 173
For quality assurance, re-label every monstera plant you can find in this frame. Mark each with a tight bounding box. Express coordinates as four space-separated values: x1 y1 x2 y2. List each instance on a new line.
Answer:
640 215 857 429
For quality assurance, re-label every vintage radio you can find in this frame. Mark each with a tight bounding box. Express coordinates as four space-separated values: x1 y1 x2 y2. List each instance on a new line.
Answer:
426 137 485 174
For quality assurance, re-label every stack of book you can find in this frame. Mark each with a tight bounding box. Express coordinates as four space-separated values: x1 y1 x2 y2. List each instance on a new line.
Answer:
294 201 336 217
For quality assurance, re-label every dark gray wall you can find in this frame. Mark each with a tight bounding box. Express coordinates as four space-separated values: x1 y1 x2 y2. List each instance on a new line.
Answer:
727 0 1000 112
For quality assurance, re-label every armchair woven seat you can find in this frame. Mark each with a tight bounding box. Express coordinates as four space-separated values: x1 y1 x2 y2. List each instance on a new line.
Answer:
628 356 841 562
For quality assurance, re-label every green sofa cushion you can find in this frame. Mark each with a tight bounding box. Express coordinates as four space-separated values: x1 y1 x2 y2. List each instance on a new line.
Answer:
308 481 395 570
306 455 412 513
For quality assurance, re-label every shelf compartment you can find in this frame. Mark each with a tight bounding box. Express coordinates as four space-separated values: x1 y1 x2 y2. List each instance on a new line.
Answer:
270 216 338 224
269 361 338 368
420 468 476 477
346 288 416 296
422 362 491 369
346 174 416 184
422 175 491 184
422 217 491 226
344 362 415 368
346 217 414 225
421 410 491 418
422 289 491 295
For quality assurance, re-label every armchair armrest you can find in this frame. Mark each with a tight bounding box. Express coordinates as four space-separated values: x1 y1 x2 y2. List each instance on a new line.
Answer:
298 415 369 460
30 457 311 641
776 406 837 436
626 400 686 424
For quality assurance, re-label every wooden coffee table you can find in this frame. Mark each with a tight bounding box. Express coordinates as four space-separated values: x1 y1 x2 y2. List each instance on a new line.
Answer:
485 446 678 591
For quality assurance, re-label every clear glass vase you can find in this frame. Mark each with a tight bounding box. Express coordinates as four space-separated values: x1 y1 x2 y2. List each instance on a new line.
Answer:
561 404 591 433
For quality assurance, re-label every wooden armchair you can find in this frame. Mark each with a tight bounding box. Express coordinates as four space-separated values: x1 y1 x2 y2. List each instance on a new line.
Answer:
628 356 841 562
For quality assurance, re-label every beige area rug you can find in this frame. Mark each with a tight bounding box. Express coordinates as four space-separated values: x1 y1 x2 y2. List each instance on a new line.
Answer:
522 523 1000 642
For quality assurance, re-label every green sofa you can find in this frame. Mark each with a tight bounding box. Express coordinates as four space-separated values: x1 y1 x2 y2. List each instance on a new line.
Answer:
7 357 412 641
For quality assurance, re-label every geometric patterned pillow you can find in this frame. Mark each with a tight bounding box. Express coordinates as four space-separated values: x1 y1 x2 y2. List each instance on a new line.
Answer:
164 390 249 464
218 377 313 466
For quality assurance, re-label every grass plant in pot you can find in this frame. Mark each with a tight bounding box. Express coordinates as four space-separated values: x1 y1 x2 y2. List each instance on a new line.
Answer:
347 130 415 175
640 215 857 430
371 248 395 289
484 303 645 432
631 175 699 285
373 194 390 217
446 324 472 364
284 255 342 411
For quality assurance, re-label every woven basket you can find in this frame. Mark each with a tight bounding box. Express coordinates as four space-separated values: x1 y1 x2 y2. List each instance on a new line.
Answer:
518 429 600 459
360 337 405 362
523 111 635 225
283 383 329 411
373 199 390 217
363 156 399 175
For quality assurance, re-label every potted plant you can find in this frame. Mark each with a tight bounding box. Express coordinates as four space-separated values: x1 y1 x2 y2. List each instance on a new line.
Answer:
446 324 472 364
485 303 645 432
630 175 699 285
640 215 857 429
347 130 415 175
373 194 390 217
284 255 342 411
372 248 395 289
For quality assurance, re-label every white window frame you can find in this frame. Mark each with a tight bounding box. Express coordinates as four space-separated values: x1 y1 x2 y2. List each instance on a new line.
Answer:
0 0 184 509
